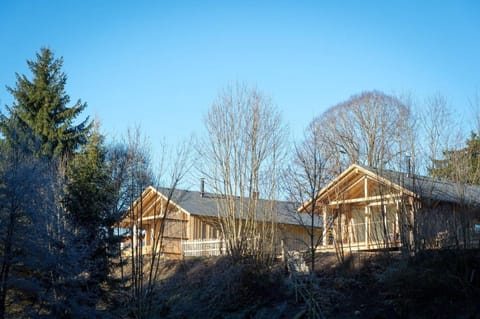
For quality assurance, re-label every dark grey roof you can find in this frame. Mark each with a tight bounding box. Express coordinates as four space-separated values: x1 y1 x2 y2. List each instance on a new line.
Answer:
359 165 480 207
157 187 323 227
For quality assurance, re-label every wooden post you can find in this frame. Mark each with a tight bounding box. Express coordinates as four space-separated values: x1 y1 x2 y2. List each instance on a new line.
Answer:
364 176 368 199
349 218 354 244
133 223 138 250
364 177 369 249
322 206 327 246
150 226 154 247
383 204 388 246
365 206 369 249
395 202 403 244
395 202 399 244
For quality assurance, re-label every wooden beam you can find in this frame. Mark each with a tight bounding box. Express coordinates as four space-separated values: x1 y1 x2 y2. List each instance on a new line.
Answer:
341 175 366 196
328 193 401 205
138 194 163 217
367 199 399 206
138 216 188 223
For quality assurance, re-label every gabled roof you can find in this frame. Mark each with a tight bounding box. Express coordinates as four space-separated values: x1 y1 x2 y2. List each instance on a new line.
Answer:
368 165 480 207
125 186 323 227
313 163 480 207
307 164 412 209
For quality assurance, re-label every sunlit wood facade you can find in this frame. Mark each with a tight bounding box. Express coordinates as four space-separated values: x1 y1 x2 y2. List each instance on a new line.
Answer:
310 164 480 251
119 164 480 259
119 186 317 258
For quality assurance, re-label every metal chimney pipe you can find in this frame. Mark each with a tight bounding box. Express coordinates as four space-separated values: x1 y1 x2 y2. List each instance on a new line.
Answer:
200 178 205 197
406 155 411 178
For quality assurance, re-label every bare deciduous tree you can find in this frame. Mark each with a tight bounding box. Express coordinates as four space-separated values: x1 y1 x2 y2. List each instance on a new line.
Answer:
143 139 191 318
420 93 463 175
311 91 412 175
284 122 329 273
198 83 287 264
116 128 192 318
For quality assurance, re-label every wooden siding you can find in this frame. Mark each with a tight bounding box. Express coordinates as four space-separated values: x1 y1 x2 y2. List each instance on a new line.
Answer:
139 215 223 258
190 216 221 240
317 167 406 251
313 164 480 251
415 202 480 248
278 224 323 252
120 186 324 258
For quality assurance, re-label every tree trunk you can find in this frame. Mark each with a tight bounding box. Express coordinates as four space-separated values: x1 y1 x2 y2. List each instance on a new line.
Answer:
0 209 16 319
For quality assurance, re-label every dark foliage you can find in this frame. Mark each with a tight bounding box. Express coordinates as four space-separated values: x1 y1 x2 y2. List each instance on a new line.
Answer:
145 257 290 319
381 249 480 318
0 47 91 159
430 132 480 184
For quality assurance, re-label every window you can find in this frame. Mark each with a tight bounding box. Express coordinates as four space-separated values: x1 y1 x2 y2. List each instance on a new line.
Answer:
474 224 480 234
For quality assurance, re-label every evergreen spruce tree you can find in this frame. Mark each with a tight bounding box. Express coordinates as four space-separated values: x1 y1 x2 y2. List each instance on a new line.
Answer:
64 122 118 310
0 49 100 316
430 132 480 184
0 47 91 159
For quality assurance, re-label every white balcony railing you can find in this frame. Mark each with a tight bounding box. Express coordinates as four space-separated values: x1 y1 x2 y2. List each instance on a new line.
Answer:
181 238 227 257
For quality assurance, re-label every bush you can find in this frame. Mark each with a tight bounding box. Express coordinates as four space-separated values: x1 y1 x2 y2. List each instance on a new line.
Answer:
153 256 289 319
380 249 480 318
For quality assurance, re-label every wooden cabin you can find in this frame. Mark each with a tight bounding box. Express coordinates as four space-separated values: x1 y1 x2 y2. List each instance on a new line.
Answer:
310 164 480 252
118 186 322 258
119 164 480 259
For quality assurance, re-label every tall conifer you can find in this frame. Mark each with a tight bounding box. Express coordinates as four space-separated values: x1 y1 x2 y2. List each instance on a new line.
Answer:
0 47 91 159
65 123 116 298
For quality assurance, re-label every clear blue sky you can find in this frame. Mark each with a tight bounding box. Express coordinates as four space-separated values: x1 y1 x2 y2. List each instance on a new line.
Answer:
1 1 479 158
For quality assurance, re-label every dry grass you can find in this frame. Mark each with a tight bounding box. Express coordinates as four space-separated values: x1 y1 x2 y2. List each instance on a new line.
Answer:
106 250 480 318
